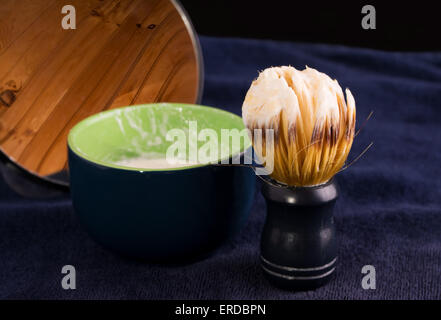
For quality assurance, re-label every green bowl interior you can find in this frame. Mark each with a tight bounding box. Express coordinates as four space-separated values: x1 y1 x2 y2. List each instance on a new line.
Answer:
68 103 251 171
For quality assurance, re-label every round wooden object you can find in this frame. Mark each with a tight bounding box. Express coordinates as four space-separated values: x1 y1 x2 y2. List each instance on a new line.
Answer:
0 0 203 186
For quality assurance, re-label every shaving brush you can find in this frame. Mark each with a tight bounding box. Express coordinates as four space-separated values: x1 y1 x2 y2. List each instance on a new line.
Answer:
242 66 356 290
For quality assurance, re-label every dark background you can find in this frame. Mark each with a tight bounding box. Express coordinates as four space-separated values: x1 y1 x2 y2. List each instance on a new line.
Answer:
180 0 439 51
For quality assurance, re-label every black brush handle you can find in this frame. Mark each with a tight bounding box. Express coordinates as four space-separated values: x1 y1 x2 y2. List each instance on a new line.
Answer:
260 178 338 291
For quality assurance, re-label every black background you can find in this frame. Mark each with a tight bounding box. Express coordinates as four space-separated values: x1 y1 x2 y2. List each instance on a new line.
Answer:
180 0 439 51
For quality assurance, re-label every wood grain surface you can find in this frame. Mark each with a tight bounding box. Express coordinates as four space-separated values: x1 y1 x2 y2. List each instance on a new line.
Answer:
0 0 201 180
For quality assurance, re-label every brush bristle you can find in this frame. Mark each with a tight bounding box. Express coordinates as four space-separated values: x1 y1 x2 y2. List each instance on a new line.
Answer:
242 66 356 186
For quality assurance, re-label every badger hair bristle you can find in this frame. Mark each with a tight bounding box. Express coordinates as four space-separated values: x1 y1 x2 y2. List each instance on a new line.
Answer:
242 66 356 187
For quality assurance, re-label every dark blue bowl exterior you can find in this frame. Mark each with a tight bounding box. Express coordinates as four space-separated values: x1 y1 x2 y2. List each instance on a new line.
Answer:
68 147 256 262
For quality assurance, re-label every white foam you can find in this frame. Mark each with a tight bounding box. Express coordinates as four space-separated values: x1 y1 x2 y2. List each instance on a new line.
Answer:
116 156 198 169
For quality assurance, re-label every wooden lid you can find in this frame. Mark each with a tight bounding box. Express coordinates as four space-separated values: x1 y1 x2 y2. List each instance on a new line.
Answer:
0 0 203 186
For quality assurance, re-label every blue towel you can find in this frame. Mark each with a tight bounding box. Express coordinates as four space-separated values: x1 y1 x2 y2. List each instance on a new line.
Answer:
0 36 440 299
